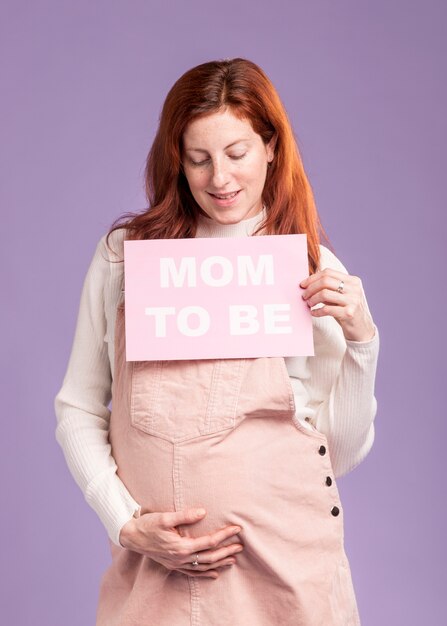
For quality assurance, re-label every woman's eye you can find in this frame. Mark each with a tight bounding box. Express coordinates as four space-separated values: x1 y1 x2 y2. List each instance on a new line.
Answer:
190 158 210 167
229 153 246 160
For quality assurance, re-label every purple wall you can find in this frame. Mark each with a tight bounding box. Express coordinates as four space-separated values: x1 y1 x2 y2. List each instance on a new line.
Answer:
2 0 445 623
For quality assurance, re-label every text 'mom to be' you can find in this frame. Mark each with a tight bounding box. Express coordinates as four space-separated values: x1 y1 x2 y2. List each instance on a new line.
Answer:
145 254 292 338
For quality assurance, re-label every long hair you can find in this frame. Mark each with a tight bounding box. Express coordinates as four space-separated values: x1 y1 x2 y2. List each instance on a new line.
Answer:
107 58 329 273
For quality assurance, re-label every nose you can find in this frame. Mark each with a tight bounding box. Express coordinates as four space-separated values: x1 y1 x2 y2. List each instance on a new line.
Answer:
210 158 231 189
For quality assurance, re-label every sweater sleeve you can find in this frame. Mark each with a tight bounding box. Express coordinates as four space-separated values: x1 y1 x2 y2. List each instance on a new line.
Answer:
299 245 380 477
54 234 141 546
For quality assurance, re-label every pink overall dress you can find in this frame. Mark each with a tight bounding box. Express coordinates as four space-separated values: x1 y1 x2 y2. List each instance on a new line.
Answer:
96 298 362 625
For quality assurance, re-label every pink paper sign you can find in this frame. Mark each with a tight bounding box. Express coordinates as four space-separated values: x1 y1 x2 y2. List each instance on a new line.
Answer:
124 234 314 361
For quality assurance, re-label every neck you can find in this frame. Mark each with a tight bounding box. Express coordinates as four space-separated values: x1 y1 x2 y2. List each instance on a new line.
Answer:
196 206 266 238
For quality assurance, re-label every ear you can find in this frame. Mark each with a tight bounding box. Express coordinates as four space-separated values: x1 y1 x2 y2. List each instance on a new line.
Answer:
266 134 277 162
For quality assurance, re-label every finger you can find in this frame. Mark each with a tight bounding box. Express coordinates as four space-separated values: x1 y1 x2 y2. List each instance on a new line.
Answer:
185 525 242 554
180 543 244 566
310 304 348 320
300 268 348 289
176 568 220 579
302 274 348 301
306 288 346 309
160 508 207 528
181 556 237 572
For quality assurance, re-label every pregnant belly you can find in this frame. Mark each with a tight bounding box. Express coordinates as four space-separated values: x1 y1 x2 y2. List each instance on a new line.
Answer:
112 413 342 560
107 414 355 626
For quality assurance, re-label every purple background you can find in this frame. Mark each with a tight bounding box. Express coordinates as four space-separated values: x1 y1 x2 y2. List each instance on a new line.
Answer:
1 1 445 624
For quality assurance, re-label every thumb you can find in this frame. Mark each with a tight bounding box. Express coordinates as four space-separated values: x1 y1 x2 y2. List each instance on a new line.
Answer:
161 508 206 528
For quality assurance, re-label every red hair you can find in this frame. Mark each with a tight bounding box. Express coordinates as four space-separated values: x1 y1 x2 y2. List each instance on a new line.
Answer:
107 58 330 273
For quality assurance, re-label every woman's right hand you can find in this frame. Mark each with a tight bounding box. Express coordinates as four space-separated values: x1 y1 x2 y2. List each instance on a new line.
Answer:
118 508 244 579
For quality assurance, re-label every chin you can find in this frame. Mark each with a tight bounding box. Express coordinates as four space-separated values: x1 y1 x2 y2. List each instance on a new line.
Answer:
213 213 244 225
204 207 258 225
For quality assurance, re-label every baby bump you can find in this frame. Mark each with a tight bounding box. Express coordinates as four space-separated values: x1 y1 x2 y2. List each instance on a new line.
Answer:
110 410 343 563
109 353 342 560
106 416 356 626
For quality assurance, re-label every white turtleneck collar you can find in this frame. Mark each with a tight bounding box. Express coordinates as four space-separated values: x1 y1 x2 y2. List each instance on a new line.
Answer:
195 206 267 239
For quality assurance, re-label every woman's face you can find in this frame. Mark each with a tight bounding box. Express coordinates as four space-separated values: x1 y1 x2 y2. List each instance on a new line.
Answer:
182 108 275 225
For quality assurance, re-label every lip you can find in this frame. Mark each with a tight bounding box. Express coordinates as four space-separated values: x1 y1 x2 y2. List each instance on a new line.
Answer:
207 189 241 206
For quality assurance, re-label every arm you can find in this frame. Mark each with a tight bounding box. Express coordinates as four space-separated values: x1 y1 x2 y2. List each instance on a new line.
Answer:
300 246 380 477
54 233 141 546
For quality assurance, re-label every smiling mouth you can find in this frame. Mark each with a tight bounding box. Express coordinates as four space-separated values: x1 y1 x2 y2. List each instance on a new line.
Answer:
208 190 241 199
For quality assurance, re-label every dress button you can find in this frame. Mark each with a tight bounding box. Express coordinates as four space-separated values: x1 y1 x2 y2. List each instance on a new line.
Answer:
318 445 326 456
331 506 340 517
325 476 332 486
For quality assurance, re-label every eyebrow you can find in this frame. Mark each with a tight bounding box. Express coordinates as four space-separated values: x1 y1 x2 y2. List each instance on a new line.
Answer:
184 139 249 153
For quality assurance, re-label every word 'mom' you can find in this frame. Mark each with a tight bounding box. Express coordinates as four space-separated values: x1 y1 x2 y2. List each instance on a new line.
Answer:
159 254 275 288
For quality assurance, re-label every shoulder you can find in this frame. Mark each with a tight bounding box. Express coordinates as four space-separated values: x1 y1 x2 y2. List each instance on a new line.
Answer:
84 228 127 302
95 227 127 263
318 244 349 275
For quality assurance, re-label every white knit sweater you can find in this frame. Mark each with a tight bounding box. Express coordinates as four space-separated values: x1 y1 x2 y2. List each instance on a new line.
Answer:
55 209 379 546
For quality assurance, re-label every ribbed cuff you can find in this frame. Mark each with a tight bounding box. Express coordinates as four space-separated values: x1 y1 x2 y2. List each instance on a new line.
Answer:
85 468 141 546
345 324 380 350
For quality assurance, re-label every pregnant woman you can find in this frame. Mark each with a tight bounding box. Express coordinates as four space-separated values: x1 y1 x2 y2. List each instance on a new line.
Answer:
55 57 379 625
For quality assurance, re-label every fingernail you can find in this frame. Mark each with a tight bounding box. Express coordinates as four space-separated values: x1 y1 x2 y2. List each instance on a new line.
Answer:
233 526 242 533
196 508 206 515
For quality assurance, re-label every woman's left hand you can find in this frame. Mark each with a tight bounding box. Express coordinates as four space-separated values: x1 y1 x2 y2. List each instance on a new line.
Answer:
300 269 376 342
